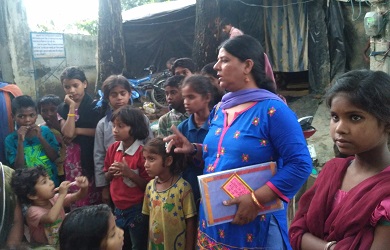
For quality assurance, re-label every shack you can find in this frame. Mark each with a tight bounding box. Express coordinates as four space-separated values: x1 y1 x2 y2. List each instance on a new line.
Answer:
123 0 367 94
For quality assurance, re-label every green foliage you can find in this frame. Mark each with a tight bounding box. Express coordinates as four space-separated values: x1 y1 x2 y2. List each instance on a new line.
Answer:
74 20 98 36
121 0 170 11
35 20 56 32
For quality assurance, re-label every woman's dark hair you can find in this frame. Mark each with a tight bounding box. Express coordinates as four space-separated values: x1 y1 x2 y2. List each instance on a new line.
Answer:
111 105 149 140
37 94 62 113
172 58 196 74
11 95 37 115
182 75 214 109
60 66 88 86
11 166 48 205
200 62 218 79
59 204 112 250
143 137 185 175
163 75 185 89
326 69 390 125
219 34 276 93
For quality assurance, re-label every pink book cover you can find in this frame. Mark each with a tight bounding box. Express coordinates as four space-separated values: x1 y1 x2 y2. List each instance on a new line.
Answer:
197 162 284 226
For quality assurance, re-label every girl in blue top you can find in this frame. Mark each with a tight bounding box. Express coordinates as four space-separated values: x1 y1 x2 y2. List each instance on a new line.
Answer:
165 35 312 249
177 75 213 207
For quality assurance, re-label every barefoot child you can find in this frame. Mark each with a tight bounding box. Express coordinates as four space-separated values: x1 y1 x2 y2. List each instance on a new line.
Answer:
142 137 197 250
290 69 390 249
103 105 151 250
11 166 88 246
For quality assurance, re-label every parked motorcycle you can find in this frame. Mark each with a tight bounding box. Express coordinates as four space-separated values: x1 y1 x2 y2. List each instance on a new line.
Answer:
288 115 318 226
298 115 318 178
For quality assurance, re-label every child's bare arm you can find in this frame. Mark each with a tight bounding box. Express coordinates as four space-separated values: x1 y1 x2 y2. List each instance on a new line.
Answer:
39 181 70 224
75 128 96 137
31 125 58 162
65 176 89 206
61 96 76 138
14 126 28 169
6 201 24 248
184 216 196 250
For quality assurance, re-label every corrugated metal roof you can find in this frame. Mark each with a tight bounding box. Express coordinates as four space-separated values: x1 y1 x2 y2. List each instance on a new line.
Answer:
122 0 195 22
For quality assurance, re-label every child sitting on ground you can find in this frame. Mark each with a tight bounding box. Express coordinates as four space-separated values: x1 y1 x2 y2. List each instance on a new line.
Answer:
59 204 124 250
38 94 66 183
5 95 59 186
11 166 88 246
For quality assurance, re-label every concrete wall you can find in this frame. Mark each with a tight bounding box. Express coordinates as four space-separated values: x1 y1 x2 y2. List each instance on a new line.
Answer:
0 0 35 97
34 34 97 100
0 0 97 100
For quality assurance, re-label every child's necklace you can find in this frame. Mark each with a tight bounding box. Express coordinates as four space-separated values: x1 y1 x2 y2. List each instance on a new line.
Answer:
156 175 173 184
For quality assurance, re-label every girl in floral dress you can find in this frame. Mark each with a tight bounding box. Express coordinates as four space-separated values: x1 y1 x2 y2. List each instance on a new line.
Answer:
58 66 102 208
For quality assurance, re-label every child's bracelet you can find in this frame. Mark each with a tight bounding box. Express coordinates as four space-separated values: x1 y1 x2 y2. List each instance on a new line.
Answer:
67 113 76 117
251 191 264 210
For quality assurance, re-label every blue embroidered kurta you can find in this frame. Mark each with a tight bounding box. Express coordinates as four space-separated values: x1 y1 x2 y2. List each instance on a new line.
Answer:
198 100 312 249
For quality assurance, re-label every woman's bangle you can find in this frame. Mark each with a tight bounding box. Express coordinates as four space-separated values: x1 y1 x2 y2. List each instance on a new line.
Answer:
251 191 264 210
324 241 336 250
67 113 76 117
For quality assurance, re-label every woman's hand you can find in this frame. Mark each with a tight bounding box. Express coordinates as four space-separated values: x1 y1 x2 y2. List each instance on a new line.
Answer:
223 194 260 225
164 125 193 154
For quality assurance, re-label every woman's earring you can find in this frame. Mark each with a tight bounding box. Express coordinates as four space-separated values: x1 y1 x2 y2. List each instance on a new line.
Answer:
244 76 249 83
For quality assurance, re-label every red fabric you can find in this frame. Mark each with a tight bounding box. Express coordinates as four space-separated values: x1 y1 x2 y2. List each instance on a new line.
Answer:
289 157 390 250
0 84 23 131
0 84 23 97
103 141 151 209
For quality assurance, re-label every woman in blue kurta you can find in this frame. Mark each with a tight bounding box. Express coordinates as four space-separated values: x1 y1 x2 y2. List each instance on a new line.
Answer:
165 35 312 249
